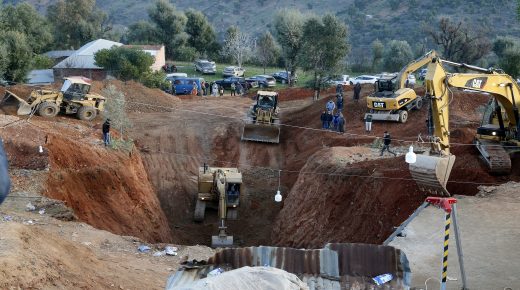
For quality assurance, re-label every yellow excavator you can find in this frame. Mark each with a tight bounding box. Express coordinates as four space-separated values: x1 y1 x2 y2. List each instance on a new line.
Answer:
409 57 520 196
241 91 280 143
365 51 438 123
193 165 242 247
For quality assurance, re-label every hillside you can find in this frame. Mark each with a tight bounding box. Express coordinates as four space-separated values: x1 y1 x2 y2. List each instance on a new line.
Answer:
6 0 520 56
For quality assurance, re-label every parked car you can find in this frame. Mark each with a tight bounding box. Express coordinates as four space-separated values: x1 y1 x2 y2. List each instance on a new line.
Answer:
418 68 427 80
330 75 350 86
350 75 379 85
165 72 188 83
222 66 245 77
245 75 276 88
194 60 216 74
215 77 258 90
271 71 298 83
406 74 416 87
0 79 14 87
171 77 205 95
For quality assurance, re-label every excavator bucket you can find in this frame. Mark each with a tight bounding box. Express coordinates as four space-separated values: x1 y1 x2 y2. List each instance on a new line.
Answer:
241 123 280 143
211 234 234 248
409 154 456 197
1 91 33 115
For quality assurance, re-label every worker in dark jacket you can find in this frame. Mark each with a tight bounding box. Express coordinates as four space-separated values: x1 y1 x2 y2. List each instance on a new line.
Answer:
353 83 361 102
336 84 344 96
320 111 328 129
336 94 344 111
102 119 111 146
0 139 10 205
326 111 333 129
380 131 397 156
338 113 345 134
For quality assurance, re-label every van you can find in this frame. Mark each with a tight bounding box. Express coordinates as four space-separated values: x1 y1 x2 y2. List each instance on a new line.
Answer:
172 78 205 96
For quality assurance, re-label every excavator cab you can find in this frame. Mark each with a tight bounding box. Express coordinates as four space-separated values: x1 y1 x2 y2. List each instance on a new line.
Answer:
193 165 242 247
241 91 281 143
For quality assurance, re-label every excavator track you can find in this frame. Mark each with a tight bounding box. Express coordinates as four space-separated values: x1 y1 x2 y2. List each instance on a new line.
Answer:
475 140 511 174
193 199 206 222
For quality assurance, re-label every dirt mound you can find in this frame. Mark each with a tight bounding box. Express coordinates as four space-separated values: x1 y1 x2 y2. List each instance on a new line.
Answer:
90 80 179 113
271 147 427 248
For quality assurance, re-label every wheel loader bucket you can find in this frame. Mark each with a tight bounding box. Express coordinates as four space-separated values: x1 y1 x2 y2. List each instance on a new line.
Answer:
211 234 234 248
1 91 33 115
241 123 280 143
409 154 456 197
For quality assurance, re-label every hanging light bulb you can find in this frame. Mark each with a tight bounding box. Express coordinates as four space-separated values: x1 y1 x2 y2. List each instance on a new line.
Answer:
405 146 416 164
275 170 282 203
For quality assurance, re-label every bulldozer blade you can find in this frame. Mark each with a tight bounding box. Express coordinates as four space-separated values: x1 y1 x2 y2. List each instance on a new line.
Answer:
1 91 33 115
241 123 280 143
211 235 234 248
409 154 456 197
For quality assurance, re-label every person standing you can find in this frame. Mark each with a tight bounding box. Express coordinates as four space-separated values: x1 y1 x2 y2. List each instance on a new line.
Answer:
326 111 333 129
353 82 361 102
204 81 210 96
332 113 340 131
230 82 236 96
326 99 335 114
320 111 327 129
102 119 111 147
336 94 344 112
192 82 198 95
336 84 344 96
236 82 244 96
219 85 224 97
365 114 373 133
0 139 11 205
212 82 218 97
338 113 345 134
380 131 397 157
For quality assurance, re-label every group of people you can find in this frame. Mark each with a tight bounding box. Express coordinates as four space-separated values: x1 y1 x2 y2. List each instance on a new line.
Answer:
230 82 246 96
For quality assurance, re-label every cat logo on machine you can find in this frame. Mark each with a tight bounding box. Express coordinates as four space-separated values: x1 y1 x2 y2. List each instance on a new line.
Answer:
373 101 386 108
465 77 487 89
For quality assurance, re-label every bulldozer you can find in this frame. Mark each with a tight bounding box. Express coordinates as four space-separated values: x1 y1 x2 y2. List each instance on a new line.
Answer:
193 164 242 248
1 76 105 121
409 56 520 196
365 51 438 123
241 91 280 143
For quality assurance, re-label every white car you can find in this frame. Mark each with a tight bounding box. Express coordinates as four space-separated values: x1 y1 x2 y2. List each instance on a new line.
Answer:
331 75 350 86
223 66 245 77
350 75 379 85
406 74 416 87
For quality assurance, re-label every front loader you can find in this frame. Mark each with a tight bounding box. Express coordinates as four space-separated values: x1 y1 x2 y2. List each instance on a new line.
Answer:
193 165 242 248
0 76 105 121
241 91 280 144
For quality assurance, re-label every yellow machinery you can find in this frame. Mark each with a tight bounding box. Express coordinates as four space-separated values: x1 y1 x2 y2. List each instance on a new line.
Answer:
409 57 520 196
1 77 105 121
194 165 242 247
242 91 280 143
366 51 438 123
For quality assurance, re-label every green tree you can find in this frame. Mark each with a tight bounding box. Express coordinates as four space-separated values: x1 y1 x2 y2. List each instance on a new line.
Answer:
383 40 413 71
47 0 110 49
493 36 519 58
371 39 384 71
0 3 53 54
426 17 491 64
257 32 279 74
94 46 154 81
499 45 520 78
0 31 32 82
0 43 8 80
273 9 306 86
299 14 349 100
185 9 217 57
32 55 55 69
148 0 188 59
126 21 159 44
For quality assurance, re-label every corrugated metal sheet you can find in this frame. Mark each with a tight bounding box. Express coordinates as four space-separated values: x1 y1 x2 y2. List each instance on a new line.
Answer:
166 243 411 290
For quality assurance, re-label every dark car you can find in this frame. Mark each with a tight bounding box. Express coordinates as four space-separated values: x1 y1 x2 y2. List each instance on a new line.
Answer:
246 75 276 88
271 71 298 83
215 77 258 90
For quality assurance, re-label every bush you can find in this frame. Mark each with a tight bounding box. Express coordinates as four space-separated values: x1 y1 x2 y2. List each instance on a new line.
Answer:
94 46 154 81
140 71 170 90
32 54 54 69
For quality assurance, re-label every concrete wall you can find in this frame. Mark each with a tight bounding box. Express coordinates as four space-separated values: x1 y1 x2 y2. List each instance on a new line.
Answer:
151 46 166 72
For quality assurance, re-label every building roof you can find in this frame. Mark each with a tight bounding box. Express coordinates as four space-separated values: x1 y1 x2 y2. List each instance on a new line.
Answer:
44 50 76 59
166 243 411 289
26 69 54 85
53 39 123 69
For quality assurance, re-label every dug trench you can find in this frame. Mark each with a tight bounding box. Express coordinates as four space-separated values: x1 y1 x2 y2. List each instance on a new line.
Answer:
126 83 520 247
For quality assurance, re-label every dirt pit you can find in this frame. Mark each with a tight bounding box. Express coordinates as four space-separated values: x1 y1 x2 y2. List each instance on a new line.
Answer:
126 82 520 248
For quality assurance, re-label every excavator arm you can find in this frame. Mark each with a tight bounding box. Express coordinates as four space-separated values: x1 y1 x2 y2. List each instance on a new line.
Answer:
396 50 438 89
212 169 234 247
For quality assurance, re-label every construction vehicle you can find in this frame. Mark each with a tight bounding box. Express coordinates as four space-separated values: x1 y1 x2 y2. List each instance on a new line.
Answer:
409 57 520 196
241 91 280 143
1 76 105 121
193 165 242 247
365 51 439 123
